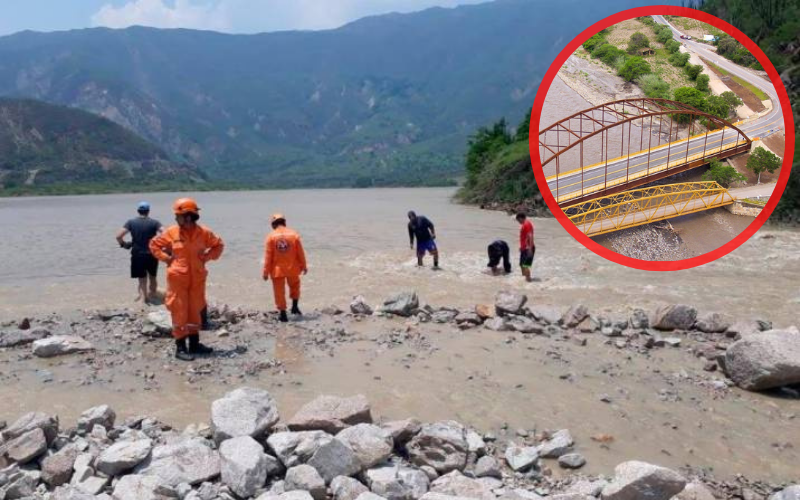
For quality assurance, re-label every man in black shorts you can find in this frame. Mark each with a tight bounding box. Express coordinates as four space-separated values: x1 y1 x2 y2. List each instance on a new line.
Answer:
487 240 511 275
116 202 163 303
408 211 440 269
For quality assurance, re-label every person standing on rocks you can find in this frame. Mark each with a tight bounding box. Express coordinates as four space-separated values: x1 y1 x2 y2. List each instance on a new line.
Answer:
116 202 163 304
263 213 307 323
516 212 534 282
487 239 511 275
407 210 439 269
149 198 224 361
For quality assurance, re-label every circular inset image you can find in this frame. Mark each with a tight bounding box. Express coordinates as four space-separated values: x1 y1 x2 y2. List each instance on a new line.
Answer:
530 6 794 271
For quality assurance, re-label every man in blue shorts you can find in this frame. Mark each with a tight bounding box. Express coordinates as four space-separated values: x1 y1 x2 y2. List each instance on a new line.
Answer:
407 211 439 269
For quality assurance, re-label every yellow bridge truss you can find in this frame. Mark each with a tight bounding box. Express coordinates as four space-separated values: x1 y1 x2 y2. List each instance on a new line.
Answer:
564 181 735 237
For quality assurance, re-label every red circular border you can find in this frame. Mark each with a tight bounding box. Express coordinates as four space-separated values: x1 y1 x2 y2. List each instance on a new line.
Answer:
529 5 795 271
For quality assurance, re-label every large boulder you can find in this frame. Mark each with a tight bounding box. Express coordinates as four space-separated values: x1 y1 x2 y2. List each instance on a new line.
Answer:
285 464 326 500
96 439 152 476
267 431 334 468
331 476 370 500
694 313 730 334
430 471 495 500
211 387 280 443
220 436 269 498
381 419 422 448
561 305 589 328
32 336 94 358
288 395 372 434
42 444 79 487
364 464 430 500
51 485 101 500
724 329 800 390
77 405 116 432
650 305 696 331
0 328 49 348
134 437 221 486
2 412 59 444
382 292 419 317
4 427 47 463
601 461 686 500
537 429 574 458
529 305 562 325
407 421 468 473
494 291 527 317
351 296 374 315
112 474 173 500
504 445 539 472
306 438 361 483
770 486 800 500
336 424 393 469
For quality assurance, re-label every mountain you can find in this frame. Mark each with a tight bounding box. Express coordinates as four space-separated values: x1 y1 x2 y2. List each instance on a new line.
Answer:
0 98 203 194
0 0 676 188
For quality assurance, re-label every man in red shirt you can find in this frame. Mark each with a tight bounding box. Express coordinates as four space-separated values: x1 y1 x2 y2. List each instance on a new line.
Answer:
516 212 534 282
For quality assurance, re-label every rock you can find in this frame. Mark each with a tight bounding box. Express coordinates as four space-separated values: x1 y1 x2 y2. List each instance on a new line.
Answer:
112 474 173 500
537 429 573 458
32 336 94 357
455 312 483 325
73 472 109 495
474 304 494 320
351 296 374 315
770 486 800 500
561 305 589 328
663 337 682 348
430 471 495 500
257 492 316 500
288 395 372 434
382 292 419 317
432 310 459 323
51 485 101 500
211 387 280 443
42 444 79 486
504 444 538 472
694 313 730 334
465 431 485 456
267 431 333 468
3 427 47 463
483 317 511 332
146 309 173 336
358 493 390 500
498 489 544 500
96 438 153 477
219 436 269 498
77 405 116 432
601 460 686 500
336 424 393 469
363 464 430 500
407 421 468 473
331 476 370 500
565 479 607 497
674 481 717 500
3 469 41 499
557 453 586 469
629 309 648 330
507 316 544 334
381 419 422 447
0 328 49 348
474 456 501 479
2 412 59 444
494 291 527 316
134 437 221 487
726 319 771 339
576 316 599 333
529 305 562 325
650 305 696 331
306 438 361 483
725 329 800 390
285 464 326 500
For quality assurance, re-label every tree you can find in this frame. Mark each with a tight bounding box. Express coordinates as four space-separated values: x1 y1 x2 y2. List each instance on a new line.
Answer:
665 40 681 53
636 73 671 99
627 32 650 54
720 91 743 109
696 74 710 91
669 52 690 67
685 64 703 80
515 110 531 142
583 34 606 52
706 94 731 119
702 160 746 188
618 56 651 82
656 26 673 44
465 118 513 187
746 146 781 184
674 87 707 111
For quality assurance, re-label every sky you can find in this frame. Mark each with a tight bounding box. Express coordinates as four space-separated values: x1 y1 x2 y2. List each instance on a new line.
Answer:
0 0 490 36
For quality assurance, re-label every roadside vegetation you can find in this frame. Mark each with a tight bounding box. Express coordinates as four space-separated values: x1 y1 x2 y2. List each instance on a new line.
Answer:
746 146 782 184
702 59 769 100
702 159 746 187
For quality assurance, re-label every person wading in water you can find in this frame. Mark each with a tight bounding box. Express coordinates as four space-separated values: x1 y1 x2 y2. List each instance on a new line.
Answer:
116 201 162 304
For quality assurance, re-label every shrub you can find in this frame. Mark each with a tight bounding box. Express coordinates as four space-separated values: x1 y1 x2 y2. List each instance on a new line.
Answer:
669 52 690 67
618 56 652 82
702 160 746 188
583 34 606 52
720 91 743 109
685 64 703 80
636 74 671 99
706 94 731 119
665 40 680 53
696 74 710 91
627 32 650 54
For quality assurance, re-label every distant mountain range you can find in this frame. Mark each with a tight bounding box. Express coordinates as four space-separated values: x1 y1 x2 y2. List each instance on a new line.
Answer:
0 98 202 194
0 0 677 190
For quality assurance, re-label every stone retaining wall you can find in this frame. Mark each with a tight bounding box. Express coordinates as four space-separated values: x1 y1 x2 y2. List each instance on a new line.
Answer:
725 201 763 217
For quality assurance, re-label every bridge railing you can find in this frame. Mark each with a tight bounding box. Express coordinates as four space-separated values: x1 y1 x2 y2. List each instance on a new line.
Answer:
563 181 735 236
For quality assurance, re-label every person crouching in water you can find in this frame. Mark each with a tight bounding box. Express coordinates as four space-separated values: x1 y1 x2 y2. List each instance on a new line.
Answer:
263 214 307 323
149 198 224 361
487 240 511 275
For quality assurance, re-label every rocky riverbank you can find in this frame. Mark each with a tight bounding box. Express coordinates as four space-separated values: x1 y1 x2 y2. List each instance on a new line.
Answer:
1 291 799 495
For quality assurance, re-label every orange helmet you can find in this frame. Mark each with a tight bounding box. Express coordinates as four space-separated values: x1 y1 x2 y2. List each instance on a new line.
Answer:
270 213 285 224
173 197 200 215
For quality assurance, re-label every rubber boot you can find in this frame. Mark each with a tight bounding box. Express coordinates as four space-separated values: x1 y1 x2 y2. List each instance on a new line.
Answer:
200 307 211 330
279 310 289 323
175 338 195 362
291 299 302 316
188 334 213 355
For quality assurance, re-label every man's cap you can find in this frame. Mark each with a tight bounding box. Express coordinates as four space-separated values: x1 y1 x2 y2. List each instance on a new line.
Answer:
137 201 150 211
270 213 285 223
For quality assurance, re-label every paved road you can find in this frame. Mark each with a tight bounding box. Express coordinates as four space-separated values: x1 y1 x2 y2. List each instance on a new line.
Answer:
729 182 776 199
547 16 785 204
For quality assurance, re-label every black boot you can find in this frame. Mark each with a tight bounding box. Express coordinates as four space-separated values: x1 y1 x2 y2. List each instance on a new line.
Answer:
188 334 213 355
291 299 302 316
200 307 211 330
279 310 289 323
175 338 195 361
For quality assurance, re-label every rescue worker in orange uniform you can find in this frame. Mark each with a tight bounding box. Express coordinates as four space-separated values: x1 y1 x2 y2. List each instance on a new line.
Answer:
262 214 307 323
149 198 224 361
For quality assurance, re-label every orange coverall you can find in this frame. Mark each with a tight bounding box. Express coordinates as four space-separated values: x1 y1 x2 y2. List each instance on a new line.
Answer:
263 226 307 311
149 225 224 339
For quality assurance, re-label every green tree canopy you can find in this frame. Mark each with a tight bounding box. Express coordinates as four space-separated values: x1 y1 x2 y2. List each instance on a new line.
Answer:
627 32 650 54
674 87 707 111
656 26 674 44
702 160 746 188
583 34 606 52
665 40 681 53
746 146 781 184
669 52 690 67
637 74 671 99
515 110 531 142
618 57 651 82
696 74 710 91
465 118 513 187
706 94 731 119
685 64 703 80
720 91 743 109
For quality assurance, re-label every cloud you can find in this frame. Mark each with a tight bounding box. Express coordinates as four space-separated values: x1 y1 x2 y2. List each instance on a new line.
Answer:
91 0 231 31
